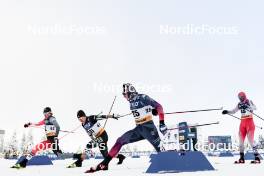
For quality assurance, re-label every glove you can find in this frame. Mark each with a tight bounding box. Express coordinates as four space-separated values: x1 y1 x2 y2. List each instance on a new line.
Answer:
222 110 229 115
111 114 119 120
152 109 158 116
24 122 32 128
159 120 167 135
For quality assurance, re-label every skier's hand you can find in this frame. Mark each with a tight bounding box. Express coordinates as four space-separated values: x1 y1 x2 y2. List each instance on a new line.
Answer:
222 110 229 115
24 122 32 128
152 109 158 116
112 114 119 120
159 120 167 135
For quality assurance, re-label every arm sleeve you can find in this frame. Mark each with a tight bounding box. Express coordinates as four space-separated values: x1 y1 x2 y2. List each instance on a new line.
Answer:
33 119 45 126
96 115 108 120
88 115 98 123
248 100 257 111
228 105 239 114
144 95 165 121
50 117 60 136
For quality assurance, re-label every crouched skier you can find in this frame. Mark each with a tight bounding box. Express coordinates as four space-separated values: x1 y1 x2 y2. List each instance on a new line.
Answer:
11 107 62 169
67 110 125 168
86 83 167 173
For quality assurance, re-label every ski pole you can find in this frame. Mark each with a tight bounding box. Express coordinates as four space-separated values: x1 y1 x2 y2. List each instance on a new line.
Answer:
115 107 223 119
164 107 223 115
103 96 117 129
167 121 220 131
59 125 82 140
29 126 75 133
226 114 263 130
116 112 132 118
59 111 103 140
245 109 264 121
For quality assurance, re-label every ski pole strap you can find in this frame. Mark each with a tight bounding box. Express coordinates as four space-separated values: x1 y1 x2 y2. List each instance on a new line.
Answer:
164 107 223 115
167 121 219 131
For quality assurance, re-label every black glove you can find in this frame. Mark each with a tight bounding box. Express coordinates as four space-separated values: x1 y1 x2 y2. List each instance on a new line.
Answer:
24 122 31 128
111 114 119 120
152 109 158 116
222 110 229 115
159 120 167 135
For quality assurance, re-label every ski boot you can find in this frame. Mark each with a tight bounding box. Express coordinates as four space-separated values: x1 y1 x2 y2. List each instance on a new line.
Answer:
67 160 82 168
11 157 28 169
234 153 245 164
251 153 261 164
85 156 112 173
116 154 126 165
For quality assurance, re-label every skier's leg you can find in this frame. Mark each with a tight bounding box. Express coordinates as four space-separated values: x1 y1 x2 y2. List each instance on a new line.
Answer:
47 137 62 156
239 121 247 154
68 140 95 168
94 127 144 171
246 118 260 163
108 127 144 158
235 121 247 163
247 118 256 150
98 132 108 158
140 121 161 152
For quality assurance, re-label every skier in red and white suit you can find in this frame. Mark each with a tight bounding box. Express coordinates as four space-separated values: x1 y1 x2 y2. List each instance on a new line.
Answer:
222 92 261 163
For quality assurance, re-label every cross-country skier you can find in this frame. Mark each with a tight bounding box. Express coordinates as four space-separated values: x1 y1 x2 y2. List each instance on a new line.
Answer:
11 107 63 169
67 110 125 168
222 92 261 164
86 83 167 173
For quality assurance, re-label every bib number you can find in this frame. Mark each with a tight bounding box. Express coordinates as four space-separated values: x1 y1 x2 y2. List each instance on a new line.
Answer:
45 125 56 137
87 122 102 138
132 106 152 119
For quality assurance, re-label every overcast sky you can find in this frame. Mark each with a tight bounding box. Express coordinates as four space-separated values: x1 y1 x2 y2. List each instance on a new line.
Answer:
0 0 263 152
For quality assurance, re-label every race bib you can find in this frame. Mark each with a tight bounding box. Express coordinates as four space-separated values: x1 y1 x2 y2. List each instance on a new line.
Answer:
45 125 56 137
86 122 103 138
241 109 252 117
132 105 153 124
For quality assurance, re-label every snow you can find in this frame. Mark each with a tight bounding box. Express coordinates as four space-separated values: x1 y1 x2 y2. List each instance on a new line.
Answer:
1 155 264 176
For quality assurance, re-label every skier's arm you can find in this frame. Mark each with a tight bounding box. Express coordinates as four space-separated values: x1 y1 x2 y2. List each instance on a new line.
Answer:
95 115 118 120
247 100 257 111
24 119 45 128
33 120 45 126
145 95 165 121
228 105 239 114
